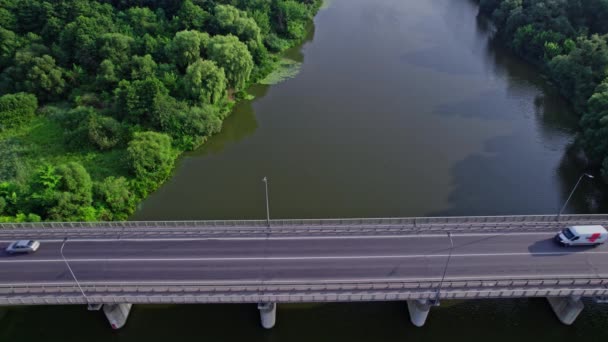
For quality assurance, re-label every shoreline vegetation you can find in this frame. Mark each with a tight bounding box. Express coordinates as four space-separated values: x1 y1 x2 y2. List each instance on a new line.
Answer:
0 0 322 222
477 1 608 178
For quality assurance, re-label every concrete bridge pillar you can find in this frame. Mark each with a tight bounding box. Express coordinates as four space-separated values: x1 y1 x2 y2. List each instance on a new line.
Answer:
103 303 133 330
257 302 277 329
547 296 584 325
407 299 434 327
87 303 103 311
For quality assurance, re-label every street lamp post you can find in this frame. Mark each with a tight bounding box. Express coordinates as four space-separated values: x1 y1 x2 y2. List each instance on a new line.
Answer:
262 177 270 228
61 237 88 302
557 173 594 221
435 232 453 304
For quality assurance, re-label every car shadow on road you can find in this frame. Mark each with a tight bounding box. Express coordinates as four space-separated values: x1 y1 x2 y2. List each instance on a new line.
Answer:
528 238 596 256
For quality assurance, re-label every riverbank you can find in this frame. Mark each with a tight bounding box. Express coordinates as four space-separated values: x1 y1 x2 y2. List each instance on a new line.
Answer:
476 0 608 180
0 0 322 222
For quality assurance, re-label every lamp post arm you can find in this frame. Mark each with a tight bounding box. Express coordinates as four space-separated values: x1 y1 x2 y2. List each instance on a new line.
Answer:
558 173 592 221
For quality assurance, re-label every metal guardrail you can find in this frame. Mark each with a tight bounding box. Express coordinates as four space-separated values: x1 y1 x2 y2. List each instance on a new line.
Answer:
1 276 607 305
1 215 608 238
2 214 608 230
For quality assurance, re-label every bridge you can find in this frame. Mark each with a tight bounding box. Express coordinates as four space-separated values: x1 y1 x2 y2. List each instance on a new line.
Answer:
1 214 608 329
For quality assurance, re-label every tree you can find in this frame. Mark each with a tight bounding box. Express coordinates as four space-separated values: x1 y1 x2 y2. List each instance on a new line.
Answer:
95 176 136 220
87 114 124 150
214 4 262 43
207 34 253 90
3 44 67 101
135 34 163 59
0 181 21 216
159 103 222 149
96 59 119 89
272 0 311 40
127 131 175 186
114 77 170 125
59 15 111 69
580 81 608 163
14 0 55 35
0 27 20 69
0 7 17 32
121 7 161 36
176 0 210 30
98 33 134 66
40 161 94 220
130 54 158 80
28 164 61 215
55 162 93 206
168 30 208 69
22 54 66 100
184 59 227 104
0 92 38 129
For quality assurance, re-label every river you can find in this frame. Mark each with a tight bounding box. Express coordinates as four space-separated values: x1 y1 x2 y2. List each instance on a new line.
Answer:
2 0 608 340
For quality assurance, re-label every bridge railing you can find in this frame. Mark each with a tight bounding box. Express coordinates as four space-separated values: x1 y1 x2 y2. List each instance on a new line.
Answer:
1 275 607 305
2 214 608 230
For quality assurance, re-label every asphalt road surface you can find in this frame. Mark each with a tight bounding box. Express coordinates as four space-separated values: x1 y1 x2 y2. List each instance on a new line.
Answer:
1 232 607 285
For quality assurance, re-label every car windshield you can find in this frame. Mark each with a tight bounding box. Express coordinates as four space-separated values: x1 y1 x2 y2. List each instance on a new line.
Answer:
26 241 34 246
563 228 575 240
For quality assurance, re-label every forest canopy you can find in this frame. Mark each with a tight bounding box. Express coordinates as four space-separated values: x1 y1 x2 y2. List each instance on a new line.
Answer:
0 0 321 222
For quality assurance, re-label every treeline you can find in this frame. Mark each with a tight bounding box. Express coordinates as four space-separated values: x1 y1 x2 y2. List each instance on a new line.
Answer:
478 0 608 178
0 0 321 222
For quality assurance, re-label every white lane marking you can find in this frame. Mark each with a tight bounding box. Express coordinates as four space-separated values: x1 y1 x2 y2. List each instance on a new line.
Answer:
0 272 607 287
1 250 608 263
0 232 558 243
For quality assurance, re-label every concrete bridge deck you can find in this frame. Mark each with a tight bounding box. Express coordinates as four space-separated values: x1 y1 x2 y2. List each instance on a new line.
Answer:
1 214 607 328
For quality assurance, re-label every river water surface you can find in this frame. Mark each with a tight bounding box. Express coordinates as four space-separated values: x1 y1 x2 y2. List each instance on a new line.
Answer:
3 0 608 340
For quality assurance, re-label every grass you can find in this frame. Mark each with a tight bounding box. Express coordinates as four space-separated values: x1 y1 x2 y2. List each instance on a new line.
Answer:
0 115 130 185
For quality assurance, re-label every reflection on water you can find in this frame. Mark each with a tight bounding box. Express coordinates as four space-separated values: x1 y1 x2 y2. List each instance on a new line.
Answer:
3 300 608 341
191 85 267 158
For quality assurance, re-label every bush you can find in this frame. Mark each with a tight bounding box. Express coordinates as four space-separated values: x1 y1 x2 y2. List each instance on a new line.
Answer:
127 131 175 194
28 162 94 220
87 114 124 150
95 176 137 220
0 92 38 129
159 104 222 150
60 106 123 150
0 197 6 215
46 162 93 220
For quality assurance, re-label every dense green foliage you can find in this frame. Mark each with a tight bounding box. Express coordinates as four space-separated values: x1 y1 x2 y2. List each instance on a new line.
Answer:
0 92 38 129
0 0 321 222
479 0 608 178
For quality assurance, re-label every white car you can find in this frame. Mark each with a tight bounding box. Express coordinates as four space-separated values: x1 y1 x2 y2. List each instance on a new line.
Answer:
6 240 40 254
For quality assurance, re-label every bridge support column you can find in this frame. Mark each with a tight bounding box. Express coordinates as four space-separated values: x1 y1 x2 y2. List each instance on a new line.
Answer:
87 303 103 311
547 296 584 325
103 303 132 330
407 299 434 327
257 302 276 329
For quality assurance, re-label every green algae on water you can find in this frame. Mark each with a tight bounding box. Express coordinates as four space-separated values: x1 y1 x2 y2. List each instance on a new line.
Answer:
260 58 302 85
321 0 334 10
